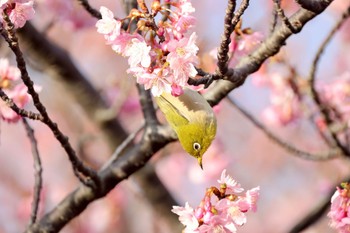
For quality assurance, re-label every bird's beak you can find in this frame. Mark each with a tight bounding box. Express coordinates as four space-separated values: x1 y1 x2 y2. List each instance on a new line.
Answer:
197 157 203 170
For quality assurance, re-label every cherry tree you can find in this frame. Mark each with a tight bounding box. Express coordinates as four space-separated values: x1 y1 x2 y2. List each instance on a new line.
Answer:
0 0 349 232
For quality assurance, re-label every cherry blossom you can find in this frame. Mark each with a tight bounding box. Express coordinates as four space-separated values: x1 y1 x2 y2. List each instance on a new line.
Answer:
172 202 199 233
96 6 122 43
95 2 199 97
0 0 35 28
8 1 34 28
0 58 39 123
124 38 151 68
217 169 244 194
328 183 350 233
172 169 259 233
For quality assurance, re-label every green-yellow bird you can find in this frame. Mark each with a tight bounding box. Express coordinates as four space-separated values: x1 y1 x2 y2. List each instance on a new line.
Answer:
156 88 217 169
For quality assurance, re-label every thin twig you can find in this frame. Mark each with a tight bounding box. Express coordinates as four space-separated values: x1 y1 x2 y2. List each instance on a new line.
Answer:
190 0 249 87
231 0 250 30
0 88 43 121
101 123 144 171
22 118 43 226
226 97 340 160
0 15 100 188
273 0 300 33
216 0 236 77
77 0 101 19
308 5 350 157
270 0 279 34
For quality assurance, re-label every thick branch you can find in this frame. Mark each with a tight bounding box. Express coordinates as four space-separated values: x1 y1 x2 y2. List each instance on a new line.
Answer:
26 125 180 233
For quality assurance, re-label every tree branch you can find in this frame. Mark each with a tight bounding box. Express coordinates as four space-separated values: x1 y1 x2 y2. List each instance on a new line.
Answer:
26 125 179 233
22 118 43 226
227 97 340 160
136 84 159 127
308 4 350 156
18 19 180 233
273 0 300 33
216 0 236 77
17 23 128 147
289 173 350 232
0 18 99 188
203 1 334 106
77 0 101 19
0 88 43 121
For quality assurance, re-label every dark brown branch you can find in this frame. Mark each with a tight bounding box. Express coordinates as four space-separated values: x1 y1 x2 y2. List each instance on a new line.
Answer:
216 0 236 77
227 97 340 160
296 0 333 14
0 17 99 188
22 118 43 226
308 5 350 156
189 0 250 87
0 88 43 121
77 0 101 19
231 0 250 31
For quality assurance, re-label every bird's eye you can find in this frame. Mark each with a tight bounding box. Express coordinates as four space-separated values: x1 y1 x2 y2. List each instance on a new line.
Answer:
193 142 201 151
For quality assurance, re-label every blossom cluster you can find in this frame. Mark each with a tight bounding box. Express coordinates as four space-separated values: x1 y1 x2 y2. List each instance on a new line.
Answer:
0 58 34 122
172 170 259 233
0 0 35 29
317 72 350 132
328 183 350 233
96 0 199 97
251 64 304 126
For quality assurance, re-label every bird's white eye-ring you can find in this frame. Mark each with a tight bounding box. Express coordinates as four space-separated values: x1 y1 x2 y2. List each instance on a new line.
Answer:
193 142 201 151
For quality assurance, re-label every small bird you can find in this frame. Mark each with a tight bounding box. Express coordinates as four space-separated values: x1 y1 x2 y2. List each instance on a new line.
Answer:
156 88 217 169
